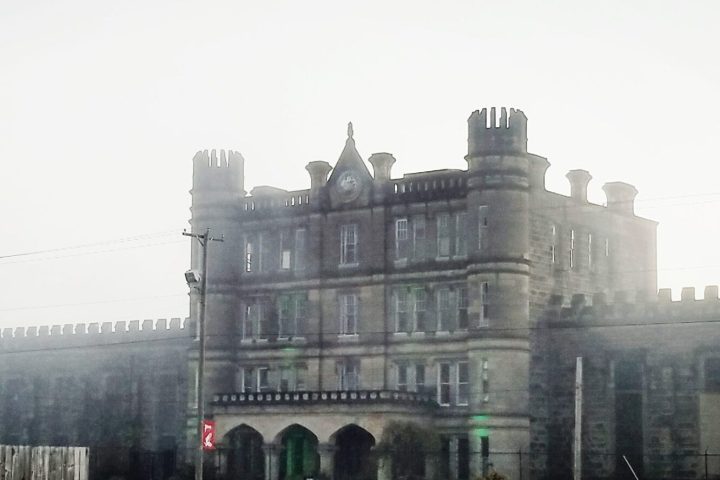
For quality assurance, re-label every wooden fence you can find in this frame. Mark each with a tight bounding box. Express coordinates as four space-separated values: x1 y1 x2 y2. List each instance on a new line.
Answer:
0 445 89 480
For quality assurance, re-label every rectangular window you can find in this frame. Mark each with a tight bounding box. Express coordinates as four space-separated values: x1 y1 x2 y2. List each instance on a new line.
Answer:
280 231 292 270
437 214 451 257
245 238 254 273
279 367 292 392
478 205 489 250
439 363 451 405
550 224 556 265
340 224 358 265
413 216 426 259
338 360 359 391
413 288 427 332
455 212 467 257
395 289 409 332
457 361 469 406
437 288 454 331
243 301 263 340
296 367 307 391
257 367 270 392
457 285 468 330
278 293 307 338
479 282 489 327
415 364 426 393
588 233 593 271
240 367 254 393
569 229 575 269
397 364 408 392
396 218 409 260
257 233 265 272
339 293 358 335
438 361 471 406
605 237 610 257
294 228 306 271
458 437 470 480
482 358 489 403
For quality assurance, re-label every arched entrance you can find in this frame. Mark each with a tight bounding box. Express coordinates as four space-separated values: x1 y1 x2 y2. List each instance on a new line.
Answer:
224 425 264 480
333 425 376 480
278 425 319 480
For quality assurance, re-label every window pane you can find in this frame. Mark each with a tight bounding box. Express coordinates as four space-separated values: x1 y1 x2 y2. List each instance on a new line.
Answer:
397 365 408 391
294 229 306 271
457 286 468 330
415 364 425 392
455 213 467 256
413 216 426 259
437 215 450 257
414 288 427 331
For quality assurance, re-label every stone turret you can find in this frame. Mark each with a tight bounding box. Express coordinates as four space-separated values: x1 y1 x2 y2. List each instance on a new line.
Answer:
465 107 531 480
467 107 527 157
189 148 246 415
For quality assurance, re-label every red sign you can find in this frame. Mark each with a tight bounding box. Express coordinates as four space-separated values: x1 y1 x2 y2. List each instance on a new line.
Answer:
202 420 216 451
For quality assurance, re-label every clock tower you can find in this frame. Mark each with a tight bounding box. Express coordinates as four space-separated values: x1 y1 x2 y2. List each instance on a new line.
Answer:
327 122 373 209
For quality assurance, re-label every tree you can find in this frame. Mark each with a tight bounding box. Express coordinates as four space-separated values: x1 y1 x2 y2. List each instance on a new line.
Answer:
375 421 440 480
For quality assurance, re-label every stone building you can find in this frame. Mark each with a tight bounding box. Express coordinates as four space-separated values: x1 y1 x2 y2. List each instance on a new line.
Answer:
187 107 657 480
2 107 719 480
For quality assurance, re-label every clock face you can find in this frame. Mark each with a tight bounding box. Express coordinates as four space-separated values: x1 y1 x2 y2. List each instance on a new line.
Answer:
336 171 362 201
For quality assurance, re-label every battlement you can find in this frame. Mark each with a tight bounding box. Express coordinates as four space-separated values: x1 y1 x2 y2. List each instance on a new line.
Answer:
467 107 528 157
0 317 191 352
241 188 312 214
192 149 245 194
543 285 720 326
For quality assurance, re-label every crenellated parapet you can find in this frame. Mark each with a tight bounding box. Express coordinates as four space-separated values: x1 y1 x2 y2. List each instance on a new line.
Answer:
0 317 190 352
542 285 720 326
467 106 528 157
191 149 245 195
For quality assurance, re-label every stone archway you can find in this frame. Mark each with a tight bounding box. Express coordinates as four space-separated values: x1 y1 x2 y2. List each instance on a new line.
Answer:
276 424 319 480
223 425 265 480
332 425 377 480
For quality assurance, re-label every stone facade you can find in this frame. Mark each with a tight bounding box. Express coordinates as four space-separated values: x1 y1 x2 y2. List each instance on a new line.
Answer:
0 319 192 480
185 107 657 480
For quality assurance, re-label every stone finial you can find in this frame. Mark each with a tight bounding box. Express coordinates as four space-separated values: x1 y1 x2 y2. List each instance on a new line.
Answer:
368 152 396 182
566 169 592 203
347 122 354 139
603 181 638 215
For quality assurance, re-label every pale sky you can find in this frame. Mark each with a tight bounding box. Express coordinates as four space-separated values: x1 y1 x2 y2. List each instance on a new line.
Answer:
1 0 719 327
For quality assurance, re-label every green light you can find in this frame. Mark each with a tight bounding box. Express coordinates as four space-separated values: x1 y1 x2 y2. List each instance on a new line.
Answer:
473 427 490 437
472 415 489 422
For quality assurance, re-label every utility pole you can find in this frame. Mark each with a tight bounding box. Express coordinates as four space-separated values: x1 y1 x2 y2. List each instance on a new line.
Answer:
574 356 583 480
183 228 223 480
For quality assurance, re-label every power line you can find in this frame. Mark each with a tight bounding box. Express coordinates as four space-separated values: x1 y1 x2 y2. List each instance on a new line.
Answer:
0 229 183 260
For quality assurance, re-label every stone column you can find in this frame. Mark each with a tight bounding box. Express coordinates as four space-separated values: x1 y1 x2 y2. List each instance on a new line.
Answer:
448 436 459 480
318 443 337 479
263 443 282 480
425 454 438 480
377 455 392 480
